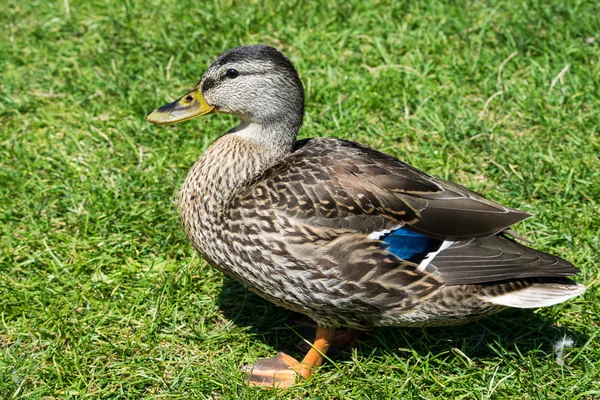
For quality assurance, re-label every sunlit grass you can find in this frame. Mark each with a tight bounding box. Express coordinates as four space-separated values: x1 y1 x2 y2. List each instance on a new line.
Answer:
1 0 598 398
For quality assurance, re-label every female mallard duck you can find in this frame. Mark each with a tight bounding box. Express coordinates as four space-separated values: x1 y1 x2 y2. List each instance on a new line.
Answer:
146 45 585 387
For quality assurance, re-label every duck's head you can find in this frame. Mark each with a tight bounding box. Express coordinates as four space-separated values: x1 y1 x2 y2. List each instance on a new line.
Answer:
146 45 305 141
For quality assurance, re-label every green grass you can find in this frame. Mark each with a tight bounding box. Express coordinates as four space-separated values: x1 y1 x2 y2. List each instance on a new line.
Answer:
1 0 599 398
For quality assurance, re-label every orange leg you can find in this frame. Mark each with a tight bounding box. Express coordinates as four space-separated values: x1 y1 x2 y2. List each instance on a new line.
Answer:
297 327 358 352
243 327 336 388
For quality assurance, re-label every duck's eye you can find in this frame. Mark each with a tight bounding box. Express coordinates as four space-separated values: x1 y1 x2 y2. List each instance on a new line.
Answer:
225 69 239 79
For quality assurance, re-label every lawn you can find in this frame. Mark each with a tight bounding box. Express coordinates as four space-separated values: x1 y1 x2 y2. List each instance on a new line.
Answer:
1 0 599 398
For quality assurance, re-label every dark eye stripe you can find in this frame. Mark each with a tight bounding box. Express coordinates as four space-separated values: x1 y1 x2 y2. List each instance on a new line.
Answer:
201 70 267 93
202 77 217 92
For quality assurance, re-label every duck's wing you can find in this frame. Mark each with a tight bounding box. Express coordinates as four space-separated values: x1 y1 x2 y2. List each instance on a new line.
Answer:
236 138 530 240
229 138 579 291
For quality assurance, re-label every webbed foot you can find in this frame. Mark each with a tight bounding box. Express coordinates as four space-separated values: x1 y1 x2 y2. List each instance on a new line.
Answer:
242 352 300 388
242 328 336 388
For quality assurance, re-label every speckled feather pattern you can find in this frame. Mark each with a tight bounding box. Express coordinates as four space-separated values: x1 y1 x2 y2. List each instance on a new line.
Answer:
180 135 580 329
172 45 583 330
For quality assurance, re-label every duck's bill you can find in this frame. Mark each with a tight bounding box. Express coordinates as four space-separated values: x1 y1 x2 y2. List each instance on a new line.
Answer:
146 88 216 125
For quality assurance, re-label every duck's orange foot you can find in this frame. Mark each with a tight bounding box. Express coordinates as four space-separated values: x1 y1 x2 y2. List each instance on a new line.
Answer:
242 327 337 388
242 352 300 388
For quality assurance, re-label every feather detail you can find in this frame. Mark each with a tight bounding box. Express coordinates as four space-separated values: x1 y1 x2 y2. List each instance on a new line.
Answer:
377 227 454 272
428 235 579 286
367 225 402 240
485 282 586 308
381 228 440 262
417 240 454 272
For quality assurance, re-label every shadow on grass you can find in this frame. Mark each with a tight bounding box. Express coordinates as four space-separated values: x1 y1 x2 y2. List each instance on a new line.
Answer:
217 277 586 363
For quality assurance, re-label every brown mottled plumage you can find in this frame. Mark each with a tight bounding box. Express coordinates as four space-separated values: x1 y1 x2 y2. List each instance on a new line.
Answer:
146 45 585 387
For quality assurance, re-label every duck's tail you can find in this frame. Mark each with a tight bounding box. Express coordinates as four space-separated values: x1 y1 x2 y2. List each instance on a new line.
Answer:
484 279 586 308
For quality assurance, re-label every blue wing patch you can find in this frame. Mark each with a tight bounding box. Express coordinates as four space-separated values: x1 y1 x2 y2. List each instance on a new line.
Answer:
381 227 443 263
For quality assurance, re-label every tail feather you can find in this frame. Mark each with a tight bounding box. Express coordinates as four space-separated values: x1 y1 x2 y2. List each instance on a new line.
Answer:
486 281 586 308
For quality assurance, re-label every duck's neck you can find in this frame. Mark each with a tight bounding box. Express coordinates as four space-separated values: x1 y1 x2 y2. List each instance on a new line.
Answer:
230 119 297 159
180 122 297 212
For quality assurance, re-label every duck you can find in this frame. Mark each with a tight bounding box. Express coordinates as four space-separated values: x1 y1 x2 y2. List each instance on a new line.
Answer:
146 45 585 388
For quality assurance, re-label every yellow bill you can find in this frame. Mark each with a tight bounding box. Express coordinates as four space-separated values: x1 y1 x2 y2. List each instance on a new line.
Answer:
146 87 216 125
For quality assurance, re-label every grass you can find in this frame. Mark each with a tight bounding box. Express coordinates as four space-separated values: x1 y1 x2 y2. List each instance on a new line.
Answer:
1 0 599 398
